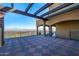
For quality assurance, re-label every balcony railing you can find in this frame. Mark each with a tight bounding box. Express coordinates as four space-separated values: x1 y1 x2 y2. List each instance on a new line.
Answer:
4 31 37 39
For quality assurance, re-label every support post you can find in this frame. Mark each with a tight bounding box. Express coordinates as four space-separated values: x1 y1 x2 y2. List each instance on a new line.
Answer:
43 20 46 36
49 25 52 36
0 12 4 46
36 26 39 35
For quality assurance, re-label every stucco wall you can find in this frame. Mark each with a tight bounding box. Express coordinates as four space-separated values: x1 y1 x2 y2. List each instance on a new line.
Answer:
55 20 79 40
49 3 62 10
36 19 49 26
36 5 79 40
48 9 79 25
36 9 79 26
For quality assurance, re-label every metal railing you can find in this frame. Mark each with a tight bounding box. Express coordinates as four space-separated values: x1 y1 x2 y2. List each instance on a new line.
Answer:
4 31 37 39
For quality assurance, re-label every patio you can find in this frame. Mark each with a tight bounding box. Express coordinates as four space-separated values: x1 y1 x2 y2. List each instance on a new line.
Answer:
0 35 79 56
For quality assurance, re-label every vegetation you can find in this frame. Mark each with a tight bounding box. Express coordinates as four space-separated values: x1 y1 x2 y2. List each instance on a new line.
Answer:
4 30 36 38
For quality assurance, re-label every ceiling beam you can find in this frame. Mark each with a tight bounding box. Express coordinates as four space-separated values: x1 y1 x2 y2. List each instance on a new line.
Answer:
40 3 73 17
25 3 33 13
13 10 48 20
11 3 14 8
45 3 79 19
0 6 47 20
34 3 53 15
0 7 12 12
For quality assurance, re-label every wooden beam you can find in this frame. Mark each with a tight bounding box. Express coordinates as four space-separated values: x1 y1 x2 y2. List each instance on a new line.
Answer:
0 13 4 46
45 4 79 19
0 6 47 20
13 10 48 20
34 3 53 15
0 7 12 12
25 3 33 12
11 3 14 8
40 3 73 17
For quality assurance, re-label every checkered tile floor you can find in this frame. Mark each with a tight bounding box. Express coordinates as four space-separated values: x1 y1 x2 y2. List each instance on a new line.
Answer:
0 35 79 56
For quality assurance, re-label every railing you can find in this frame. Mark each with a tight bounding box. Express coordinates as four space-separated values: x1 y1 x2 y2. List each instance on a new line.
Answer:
4 31 37 38
4 30 56 39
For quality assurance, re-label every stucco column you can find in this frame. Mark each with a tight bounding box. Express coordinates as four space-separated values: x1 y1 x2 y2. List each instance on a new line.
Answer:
36 26 39 35
43 20 46 36
49 25 52 36
0 12 4 46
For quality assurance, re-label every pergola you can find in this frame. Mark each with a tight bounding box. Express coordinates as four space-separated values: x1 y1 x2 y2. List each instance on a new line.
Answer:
0 3 79 46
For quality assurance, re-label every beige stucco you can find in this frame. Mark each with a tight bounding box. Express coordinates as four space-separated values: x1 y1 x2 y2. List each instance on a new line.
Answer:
36 9 79 26
55 20 79 40
36 19 50 26
36 4 79 40
49 3 62 10
48 9 79 25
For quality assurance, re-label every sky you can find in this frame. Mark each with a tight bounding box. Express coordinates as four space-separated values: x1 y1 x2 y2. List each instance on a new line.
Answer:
4 12 36 30
3 3 49 30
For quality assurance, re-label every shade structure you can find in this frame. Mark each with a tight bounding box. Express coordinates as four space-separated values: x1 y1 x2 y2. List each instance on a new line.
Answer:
0 3 78 20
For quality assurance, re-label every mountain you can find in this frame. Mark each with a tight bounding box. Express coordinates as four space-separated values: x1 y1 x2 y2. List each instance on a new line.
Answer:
4 28 36 32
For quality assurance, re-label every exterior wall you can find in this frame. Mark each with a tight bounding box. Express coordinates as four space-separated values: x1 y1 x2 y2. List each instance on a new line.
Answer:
48 9 79 25
36 19 49 26
36 9 79 26
36 3 62 26
55 20 79 40
49 3 62 10
36 4 79 40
